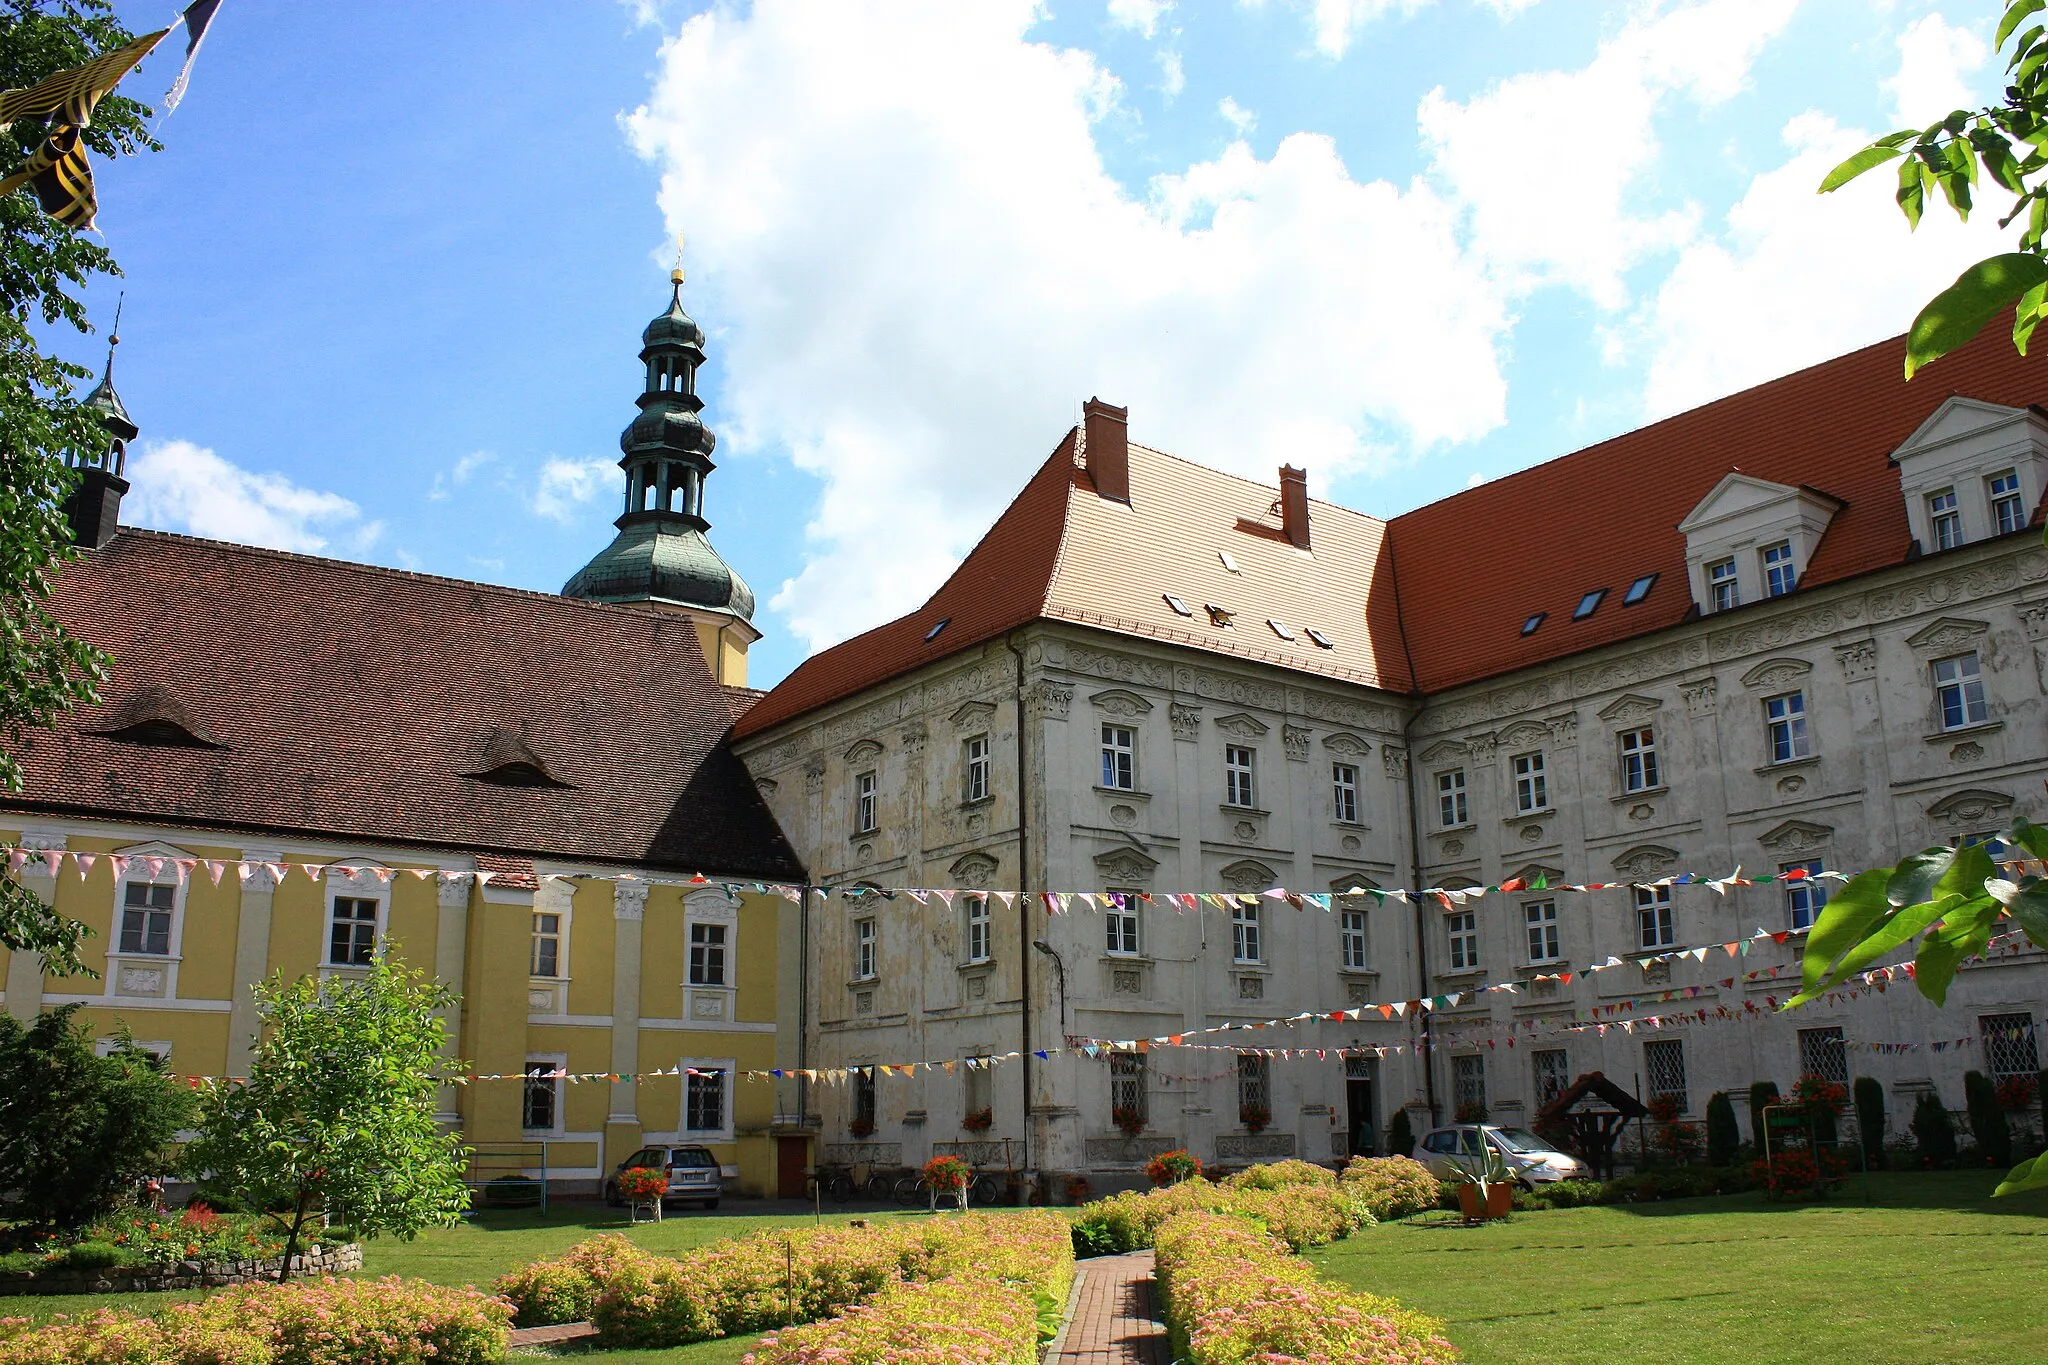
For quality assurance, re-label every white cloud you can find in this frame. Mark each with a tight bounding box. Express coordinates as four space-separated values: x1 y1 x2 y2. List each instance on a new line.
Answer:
1420 0 1797 308
627 0 1510 653
1107 0 1171 39
1296 0 1427 59
1218 95 1257 134
1157 47 1185 99
532 456 620 523
124 439 366 555
427 449 495 501
1884 13 1988 127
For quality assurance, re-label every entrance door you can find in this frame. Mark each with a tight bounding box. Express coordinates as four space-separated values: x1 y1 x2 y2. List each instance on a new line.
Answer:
776 1136 808 1199
1345 1055 1378 1156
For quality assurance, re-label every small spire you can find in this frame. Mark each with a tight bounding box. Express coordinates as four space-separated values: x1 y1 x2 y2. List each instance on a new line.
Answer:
104 290 123 380
670 232 686 299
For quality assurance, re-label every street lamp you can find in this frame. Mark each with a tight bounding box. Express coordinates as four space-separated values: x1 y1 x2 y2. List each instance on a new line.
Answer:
1032 938 1068 1034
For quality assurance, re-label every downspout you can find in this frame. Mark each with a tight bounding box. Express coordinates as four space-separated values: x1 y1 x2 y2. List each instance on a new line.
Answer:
1004 633 1034 1189
1381 529 1440 1126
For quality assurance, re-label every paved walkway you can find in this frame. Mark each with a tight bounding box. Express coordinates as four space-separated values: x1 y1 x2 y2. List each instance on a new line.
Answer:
1052 1251 1170 1364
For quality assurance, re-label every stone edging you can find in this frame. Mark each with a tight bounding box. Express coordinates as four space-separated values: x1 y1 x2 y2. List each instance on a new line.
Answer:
0 1243 362 1295
1039 1257 1089 1362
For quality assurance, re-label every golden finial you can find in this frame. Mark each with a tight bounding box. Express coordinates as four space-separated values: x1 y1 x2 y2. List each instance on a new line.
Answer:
671 232 686 287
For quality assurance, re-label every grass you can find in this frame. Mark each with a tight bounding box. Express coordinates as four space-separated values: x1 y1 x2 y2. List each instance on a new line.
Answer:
1310 1170 2048 1365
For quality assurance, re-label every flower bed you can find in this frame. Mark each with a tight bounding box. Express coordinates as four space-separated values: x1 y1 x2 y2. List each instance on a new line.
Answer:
1339 1156 1442 1221
745 1270 1041 1365
0 1275 509 1364
1071 1169 1363 1257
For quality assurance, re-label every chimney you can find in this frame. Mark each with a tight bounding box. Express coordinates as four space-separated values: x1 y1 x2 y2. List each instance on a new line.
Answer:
1082 397 1129 503
1279 464 1310 550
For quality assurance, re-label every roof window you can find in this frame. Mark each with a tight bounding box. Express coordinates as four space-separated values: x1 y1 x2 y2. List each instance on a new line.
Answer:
1164 594 1194 617
1521 613 1546 636
1205 604 1235 628
1623 573 1657 606
1573 589 1606 620
89 684 220 749
1268 619 1295 641
467 726 571 789
1218 550 1241 575
1305 628 1334 649
924 618 949 643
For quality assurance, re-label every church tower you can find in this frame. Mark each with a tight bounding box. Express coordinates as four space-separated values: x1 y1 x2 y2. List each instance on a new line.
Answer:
563 263 759 686
65 326 138 549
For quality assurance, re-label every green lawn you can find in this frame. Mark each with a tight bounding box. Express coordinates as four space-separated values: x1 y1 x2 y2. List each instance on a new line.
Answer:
1311 1170 2048 1365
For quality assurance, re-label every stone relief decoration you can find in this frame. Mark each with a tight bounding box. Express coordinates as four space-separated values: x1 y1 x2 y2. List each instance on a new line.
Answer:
1441 838 1465 858
950 699 997 728
854 991 874 1015
805 759 825 794
967 976 987 999
1682 677 1718 717
1094 847 1159 885
949 852 1001 889
1089 688 1155 717
1415 738 1466 763
1511 863 1565 887
755 776 779 797
1213 712 1271 738
855 842 875 862
1519 825 1545 843
1628 803 1655 822
1110 804 1138 828
1433 680 1563 733
1952 740 1986 762
613 880 650 920
1739 657 1813 692
1595 694 1662 724
435 871 469 906
898 721 927 755
1232 820 1261 843
1758 819 1833 853
1869 561 2021 623
1381 745 1408 777
1282 725 1312 762
1112 969 1143 995
1170 703 1202 741
1027 681 1074 721
684 886 739 921
1340 834 1362 852
2017 598 2048 641
1545 713 1579 746
1293 687 1397 732
119 967 164 995
1321 731 1370 756
1462 732 1499 762
1776 774 1807 795
1642 959 1672 985
967 813 988 837
1927 787 2013 830
1904 616 1992 656
1238 976 1265 999
1347 982 1371 1004
1611 844 1681 877
844 738 884 764
1834 639 1878 682
1220 859 1278 892
1499 719 1550 750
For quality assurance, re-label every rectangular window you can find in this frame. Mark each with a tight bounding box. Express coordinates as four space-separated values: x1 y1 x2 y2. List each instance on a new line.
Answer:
1708 557 1739 611
1452 1054 1487 1115
965 896 991 964
1446 910 1478 971
1990 468 2026 535
1765 691 1810 762
531 911 562 978
328 896 378 966
1634 884 1674 949
522 1061 559 1131
964 734 990 803
1437 769 1468 827
1106 895 1140 955
1237 1052 1270 1121
1980 1012 2040 1081
852 1068 877 1131
1797 1026 1848 1087
1928 487 1963 549
964 1055 992 1117
689 922 727 986
1761 541 1796 597
685 1068 726 1132
854 917 877 981
1932 653 1989 730
1340 909 1369 970
1331 762 1360 824
1231 903 1262 963
1100 725 1135 790
1618 727 1659 792
1225 744 1257 808
1524 900 1560 963
1783 860 1828 931
1110 1053 1147 1126
1512 751 1547 812
1532 1049 1570 1108
854 770 878 833
1643 1039 1687 1113
119 881 174 956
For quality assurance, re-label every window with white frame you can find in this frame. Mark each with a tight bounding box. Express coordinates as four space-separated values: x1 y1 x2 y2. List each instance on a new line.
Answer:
1105 895 1140 955
1618 727 1659 793
1512 751 1547 812
854 917 877 980
1928 487 1963 549
522 1060 561 1132
531 911 563 978
689 922 728 986
1110 1053 1147 1126
119 880 176 956
1532 1048 1570 1108
1231 902 1263 963
328 896 378 966
1225 744 1257 807
1452 1054 1487 1115
684 1066 727 1133
1797 1026 1847 1086
963 734 990 803
1340 909 1369 970
1761 541 1797 597
1643 1039 1687 1112
1765 691 1810 762
1332 762 1360 824
1708 557 1739 611
1932 653 1989 730
1990 468 2026 535
965 895 991 964
854 770 878 833
1634 885 1675 949
1100 724 1135 790
1524 900 1561 963
1237 1052 1270 1120
964 1055 992 1118
1980 1012 2040 1081
1783 861 1828 930
1438 769 1468 826
1446 910 1479 971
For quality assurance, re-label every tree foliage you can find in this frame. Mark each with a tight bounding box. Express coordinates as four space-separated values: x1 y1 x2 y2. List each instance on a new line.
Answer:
1704 1091 1741 1166
1853 1076 1887 1168
0 1004 194 1231
184 958 471 1280
0 0 160 974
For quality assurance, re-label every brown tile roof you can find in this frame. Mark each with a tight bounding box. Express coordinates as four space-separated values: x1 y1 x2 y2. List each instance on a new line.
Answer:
5 530 804 880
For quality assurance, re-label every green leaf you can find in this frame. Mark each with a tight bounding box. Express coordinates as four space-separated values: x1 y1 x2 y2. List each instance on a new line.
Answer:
1913 933 1965 1005
2009 817 2048 859
1905 253 2048 377
1934 841 1997 901
1827 893 1963 986
1897 157 1926 229
2016 281 2048 353
1820 143 1906 192
1987 876 2048 945
1798 870 1894 995
1994 1151 2048 1196
1886 847 1957 908
1999 0 2046 51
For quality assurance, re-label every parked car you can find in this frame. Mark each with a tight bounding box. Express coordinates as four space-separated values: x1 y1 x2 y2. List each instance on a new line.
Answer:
603 1144 724 1209
1416 1124 1588 1187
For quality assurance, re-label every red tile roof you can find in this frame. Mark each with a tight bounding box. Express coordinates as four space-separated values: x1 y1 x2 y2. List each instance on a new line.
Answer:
6 530 803 879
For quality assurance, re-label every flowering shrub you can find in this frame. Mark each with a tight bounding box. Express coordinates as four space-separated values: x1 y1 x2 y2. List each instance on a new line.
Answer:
43 1205 288 1269
962 1107 994 1132
1238 1103 1271 1131
1339 1155 1442 1222
1223 1158 1335 1191
1655 1121 1704 1163
1072 1168 1363 1256
1645 1094 1683 1124
496 1233 654 1328
1752 1148 1847 1201
1144 1149 1201 1187
1153 1210 1456 1365
921 1155 971 1191
616 1167 669 1203
0 1275 510 1365
1995 1074 2038 1111
848 1116 876 1137
1791 1075 1849 1112
745 1270 1041 1365
1111 1104 1146 1136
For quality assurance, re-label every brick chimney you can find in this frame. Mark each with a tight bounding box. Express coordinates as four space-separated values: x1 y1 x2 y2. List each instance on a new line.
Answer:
1083 398 1129 503
1279 465 1310 550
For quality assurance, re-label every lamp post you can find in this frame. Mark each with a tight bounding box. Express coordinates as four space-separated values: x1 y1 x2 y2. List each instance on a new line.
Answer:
1032 939 1068 1035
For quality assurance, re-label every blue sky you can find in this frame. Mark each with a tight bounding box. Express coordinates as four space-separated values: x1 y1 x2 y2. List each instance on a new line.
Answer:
73 0 2012 687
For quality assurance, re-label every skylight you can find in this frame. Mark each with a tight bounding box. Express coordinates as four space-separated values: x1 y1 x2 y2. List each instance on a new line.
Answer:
1205 604 1234 628
1218 550 1241 575
924 618 949 642
1573 589 1606 620
1521 613 1546 636
1268 619 1295 641
1164 594 1194 617
1623 573 1657 605
1305 628 1334 649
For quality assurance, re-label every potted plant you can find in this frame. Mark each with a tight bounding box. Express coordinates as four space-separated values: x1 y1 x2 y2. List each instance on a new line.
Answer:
1792 1075 1848 1114
1144 1149 1201 1186
849 1115 876 1138
920 1154 973 1212
1646 1094 1683 1124
1239 1103 1271 1133
615 1166 668 1223
1112 1104 1146 1137
962 1107 993 1133
1444 1147 1516 1221
1064 1174 1092 1204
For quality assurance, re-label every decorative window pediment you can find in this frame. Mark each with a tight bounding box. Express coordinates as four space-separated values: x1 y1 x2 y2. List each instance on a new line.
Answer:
1739 657 1813 692
1758 819 1833 852
843 738 885 763
1511 863 1565 886
1213 712 1270 738
1611 844 1680 877
1219 859 1277 892
1089 688 1154 718
1891 397 2048 550
949 851 1001 888
1926 787 2013 828
950 699 997 727
467 726 570 788
1330 872 1379 894
90 684 220 749
1417 738 1466 763
1321 731 1370 756
1498 720 1549 749
1678 472 1842 614
1094 847 1159 885
1905 616 1991 655
1596 693 1663 724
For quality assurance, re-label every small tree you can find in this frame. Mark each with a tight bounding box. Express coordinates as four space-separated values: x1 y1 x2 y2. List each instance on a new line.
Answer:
1963 1071 2014 1168
1747 1081 1781 1153
1913 1092 1959 1168
185 957 470 1280
1387 1108 1415 1158
1853 1077 1888 1168
1704 1092 1741 1166
0 1005 192 1231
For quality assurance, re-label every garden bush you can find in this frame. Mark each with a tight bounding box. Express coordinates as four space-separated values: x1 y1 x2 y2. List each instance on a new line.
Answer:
495 1233 654 1328
1854 1077 1887 1168
1748 1080 1781 1151
56 1240 128 1271
1070 1170 1363 1257
1339 1155 1441 1221
1964 1071 2013 1167
1705 1091 1742 1166
746 1270 1043 1365
1387 1108 1415 1158
1222 1158 1335 1191
1913 1091 1959 1167
1538 1179 1606 1208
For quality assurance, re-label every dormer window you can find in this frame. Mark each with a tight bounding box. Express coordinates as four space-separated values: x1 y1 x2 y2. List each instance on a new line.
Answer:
1708 559 1739 611
90 685 220 749
467 726 571 788
1927 489 1962 550
1760 541 1796 597
1891 397 2048 552
1679 473 1840 617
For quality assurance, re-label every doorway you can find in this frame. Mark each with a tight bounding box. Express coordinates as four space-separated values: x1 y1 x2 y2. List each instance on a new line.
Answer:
1346 1055 1378 1156
776 1136 809 1199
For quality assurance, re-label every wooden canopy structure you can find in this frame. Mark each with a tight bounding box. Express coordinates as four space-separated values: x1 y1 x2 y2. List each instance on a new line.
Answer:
1534 1071 1649 1178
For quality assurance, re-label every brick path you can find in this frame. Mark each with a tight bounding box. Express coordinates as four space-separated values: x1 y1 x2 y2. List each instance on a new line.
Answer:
1051 1251 1170 1364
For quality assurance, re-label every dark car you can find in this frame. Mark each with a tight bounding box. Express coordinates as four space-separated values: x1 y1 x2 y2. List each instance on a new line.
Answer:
604 1144 725 1209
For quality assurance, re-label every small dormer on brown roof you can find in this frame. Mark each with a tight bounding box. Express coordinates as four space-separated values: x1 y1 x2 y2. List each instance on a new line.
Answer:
88 684 220 748
466 725 570 789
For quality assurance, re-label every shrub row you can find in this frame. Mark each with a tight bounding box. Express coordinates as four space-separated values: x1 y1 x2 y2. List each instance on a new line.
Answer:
1072 1156 1438 1258
743 1270 1043 1365
1338 1155 1442 1221
0 1276 510 1365
1153 1210 1457 1365
1519 1164 1757 1209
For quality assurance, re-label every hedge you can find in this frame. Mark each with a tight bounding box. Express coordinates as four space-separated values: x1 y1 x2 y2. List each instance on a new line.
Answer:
743 1270 1042 1365
1071 1177 1363 1257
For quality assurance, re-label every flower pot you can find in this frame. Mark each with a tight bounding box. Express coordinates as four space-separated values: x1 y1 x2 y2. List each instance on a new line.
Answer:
1456 1182 1514 1220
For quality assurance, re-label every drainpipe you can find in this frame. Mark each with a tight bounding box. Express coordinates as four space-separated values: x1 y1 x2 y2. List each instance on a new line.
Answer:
1382 532 1439 1127
1004 633 1034 1191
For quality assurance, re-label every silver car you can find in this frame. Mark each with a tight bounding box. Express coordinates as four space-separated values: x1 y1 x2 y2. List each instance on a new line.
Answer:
1416 1124 1588 1187
604 1144 724 1210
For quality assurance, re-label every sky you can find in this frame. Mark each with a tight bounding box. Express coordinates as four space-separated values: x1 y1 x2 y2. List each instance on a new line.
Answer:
67 0 2016 688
